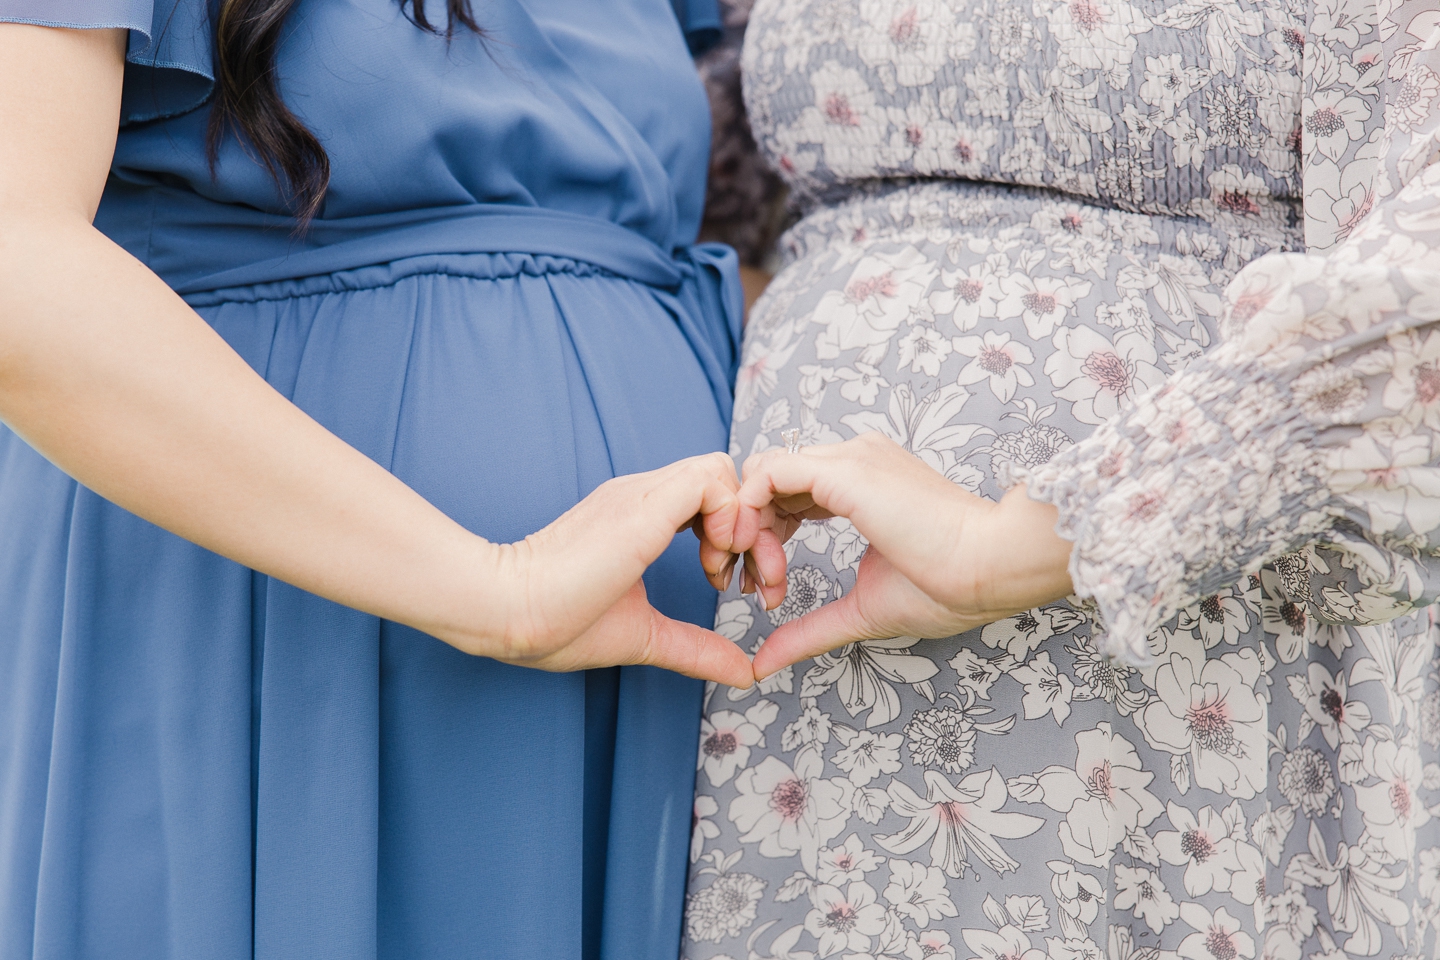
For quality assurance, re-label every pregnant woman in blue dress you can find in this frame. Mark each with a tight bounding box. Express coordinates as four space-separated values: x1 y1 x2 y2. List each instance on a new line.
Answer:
0 2 749 957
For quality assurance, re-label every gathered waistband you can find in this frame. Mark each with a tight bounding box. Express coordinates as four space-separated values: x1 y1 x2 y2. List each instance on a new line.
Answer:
162 204 710 295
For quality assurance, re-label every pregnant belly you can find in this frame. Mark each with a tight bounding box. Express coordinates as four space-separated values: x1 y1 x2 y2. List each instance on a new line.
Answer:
732 181 1299 503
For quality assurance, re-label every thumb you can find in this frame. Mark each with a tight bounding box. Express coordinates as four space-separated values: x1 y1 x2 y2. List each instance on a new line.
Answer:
751 588 883 679
637 605 755 688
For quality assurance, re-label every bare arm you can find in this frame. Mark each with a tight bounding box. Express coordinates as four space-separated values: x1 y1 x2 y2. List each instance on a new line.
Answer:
0 24 752 687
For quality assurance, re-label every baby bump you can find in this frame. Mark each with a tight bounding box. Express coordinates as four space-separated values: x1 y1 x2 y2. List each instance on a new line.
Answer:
732 181 1300 501
193 253 732 544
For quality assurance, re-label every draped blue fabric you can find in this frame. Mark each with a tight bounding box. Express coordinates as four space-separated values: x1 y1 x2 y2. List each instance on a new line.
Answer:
0 2 739 958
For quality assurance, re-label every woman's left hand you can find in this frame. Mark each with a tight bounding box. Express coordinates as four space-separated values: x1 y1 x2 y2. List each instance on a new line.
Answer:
728 433 1076 679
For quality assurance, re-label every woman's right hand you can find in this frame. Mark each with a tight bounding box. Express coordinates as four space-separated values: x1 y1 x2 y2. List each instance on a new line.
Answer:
440 452 755 688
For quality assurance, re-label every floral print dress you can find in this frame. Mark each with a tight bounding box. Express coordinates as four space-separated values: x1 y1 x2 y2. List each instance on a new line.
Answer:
682 2 1440 960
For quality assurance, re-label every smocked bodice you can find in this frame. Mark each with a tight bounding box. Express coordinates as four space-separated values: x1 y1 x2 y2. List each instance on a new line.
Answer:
741 0 1307 223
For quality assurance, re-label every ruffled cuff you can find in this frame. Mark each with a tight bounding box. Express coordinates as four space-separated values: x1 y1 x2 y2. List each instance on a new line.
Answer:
1015 346 1335 663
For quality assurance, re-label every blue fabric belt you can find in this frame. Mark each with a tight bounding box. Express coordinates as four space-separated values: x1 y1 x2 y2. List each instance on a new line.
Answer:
122 201 744 423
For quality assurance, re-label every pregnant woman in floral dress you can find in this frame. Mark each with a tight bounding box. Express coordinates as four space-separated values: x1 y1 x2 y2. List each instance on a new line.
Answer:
683 1 1440 959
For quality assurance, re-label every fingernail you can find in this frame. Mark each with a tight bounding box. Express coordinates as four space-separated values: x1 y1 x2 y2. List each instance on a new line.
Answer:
720 553 739 591
742 569 755 594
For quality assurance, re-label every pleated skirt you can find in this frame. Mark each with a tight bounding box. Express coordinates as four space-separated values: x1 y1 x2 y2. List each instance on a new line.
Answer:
0 253 728 960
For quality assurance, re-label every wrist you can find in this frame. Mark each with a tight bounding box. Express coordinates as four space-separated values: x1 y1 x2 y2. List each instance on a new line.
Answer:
970 485 1074 620
412 531 515 658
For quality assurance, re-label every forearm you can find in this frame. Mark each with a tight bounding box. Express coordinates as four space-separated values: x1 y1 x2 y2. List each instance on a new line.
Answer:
0 215 503 649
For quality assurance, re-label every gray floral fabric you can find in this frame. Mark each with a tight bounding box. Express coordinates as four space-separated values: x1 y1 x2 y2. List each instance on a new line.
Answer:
682 2 1440 960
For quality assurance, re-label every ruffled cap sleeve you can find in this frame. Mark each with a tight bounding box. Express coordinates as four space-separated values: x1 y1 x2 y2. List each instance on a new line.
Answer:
0 0 213 123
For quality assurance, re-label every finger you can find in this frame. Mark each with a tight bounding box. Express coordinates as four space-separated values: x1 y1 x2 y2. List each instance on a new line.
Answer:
741 551 779 610
638 607 754 688
697 530 733 578
750 529 788 610
751 590 883 679
655 452 742 545
737 447 856 514
702 550 738 592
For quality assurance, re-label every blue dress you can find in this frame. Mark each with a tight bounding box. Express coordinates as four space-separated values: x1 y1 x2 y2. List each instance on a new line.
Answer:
0 2 740 958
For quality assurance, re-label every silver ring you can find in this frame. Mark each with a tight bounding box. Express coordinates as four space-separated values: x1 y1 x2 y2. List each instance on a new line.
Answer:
781 429 802 454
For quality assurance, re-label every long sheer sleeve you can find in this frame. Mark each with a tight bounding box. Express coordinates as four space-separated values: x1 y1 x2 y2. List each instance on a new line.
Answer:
1022 163 1440 661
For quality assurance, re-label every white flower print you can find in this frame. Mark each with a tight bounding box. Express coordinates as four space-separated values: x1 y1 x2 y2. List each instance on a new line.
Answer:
831 727 903 787
996 272 1094 340
1049 861 1106 938
1139 651 1268 799
1176 592 1252 648
1010 650 1076 725
769 565 835 627
1226 841 1267 922
1390 65 1440 132
1043 936 1104 960
804 881 888 957
1283 822 1409 957
953 331 1036 403
1304 88 1372 164
1140 54 1207 116
1046 327 1164 425
782 703 834 754
856 0 973 90
686 871 768 944
948 648 1003 700
840 382 991 485
1275 746 1337 817
730 753 853 873
1264 887 1318 960
877 768 1044 878
897 326 952 376
984 424 1075 479
701 700 781 787
1164 111 1212 169
802 637 942 728
1177 903 1255 960
984 4 1036 63
1286 662 1371 749
1352 737 1428 861
1328 429 1440 537
1259 571 1318 665
1290 362 1368 423
961 925 1047 960
882 859 957 928
978 606 1081 659
903 704 977 775
1013 68 1115 163
836 363 890 406
784 60 882 177
1419 847 1440 905
693 795 720 864
1379 328 1440 430
1154 802 1243 897
1094 295 1156 340
813 246 939 360
1007 722 1163 867
910 928 957 960
1041 0 1152 79
1113 864 1179 933
922 117 998 178
929 259 1005 334
1249 802 1296 864
816 834 884 887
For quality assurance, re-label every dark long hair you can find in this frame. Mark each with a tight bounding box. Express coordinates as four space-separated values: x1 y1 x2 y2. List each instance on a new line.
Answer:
207 0 482 223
